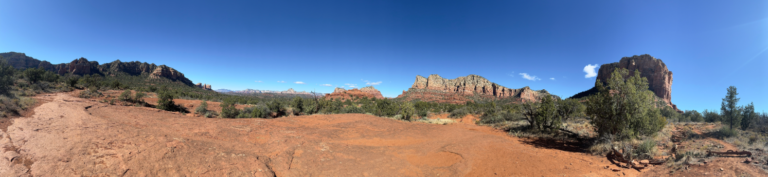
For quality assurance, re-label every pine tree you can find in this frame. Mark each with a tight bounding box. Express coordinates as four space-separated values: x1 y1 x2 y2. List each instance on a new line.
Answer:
721 86 741 130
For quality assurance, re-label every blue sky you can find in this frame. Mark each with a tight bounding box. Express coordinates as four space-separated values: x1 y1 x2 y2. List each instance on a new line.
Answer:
1 0 766 112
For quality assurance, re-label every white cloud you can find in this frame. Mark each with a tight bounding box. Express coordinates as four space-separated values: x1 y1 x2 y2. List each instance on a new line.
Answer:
320 84 332 87
255 80 262 83
277 81 285 83
519 73 541 81
295 81 305 84
345 83 357 88
550 78 555 80
361 79 383 86
584 64 599 78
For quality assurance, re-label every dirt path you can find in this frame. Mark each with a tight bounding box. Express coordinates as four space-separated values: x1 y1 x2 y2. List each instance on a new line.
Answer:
0 93 634 176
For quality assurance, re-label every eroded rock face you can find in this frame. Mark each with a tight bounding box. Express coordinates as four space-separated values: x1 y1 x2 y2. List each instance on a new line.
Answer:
596 54 678 110
406 74 549 103
325 86 384 100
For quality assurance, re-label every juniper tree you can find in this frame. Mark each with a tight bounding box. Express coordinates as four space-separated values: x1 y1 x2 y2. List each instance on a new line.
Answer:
586 68 666 139
741 102 756 130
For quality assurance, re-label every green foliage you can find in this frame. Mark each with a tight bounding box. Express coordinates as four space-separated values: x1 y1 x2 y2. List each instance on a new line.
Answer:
220 98 240 118
448 107 470 118
719 126 738 138
636 139 657 159
703 109 722 123
22 68 46 83
0 56 14 95
110 80 122 89
721 86 741 130
682 110 703 122
586 68 667 139
134 91 145 103
741 102 756 130
291 96 303 114
533 95 561 131
119 90 132 101
196 100 209 115
399 101 416 121
156 91 176 111
341 105 364 114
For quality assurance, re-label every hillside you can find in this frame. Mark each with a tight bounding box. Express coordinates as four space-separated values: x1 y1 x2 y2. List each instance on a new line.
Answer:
324 86 384 100
397 74 554 104
0 52 202 88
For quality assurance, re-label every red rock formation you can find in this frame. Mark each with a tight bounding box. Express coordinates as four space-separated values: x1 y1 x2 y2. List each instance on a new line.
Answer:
596 54 679 111
402 74 551 103
324 86 384 100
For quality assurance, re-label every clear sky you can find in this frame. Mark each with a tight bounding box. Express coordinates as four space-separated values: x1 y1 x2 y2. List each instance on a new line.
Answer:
1 0 766 112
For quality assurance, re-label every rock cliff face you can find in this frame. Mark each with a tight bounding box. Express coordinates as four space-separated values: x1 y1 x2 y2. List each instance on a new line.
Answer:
196 83 212 90
325 86 385 100
0 52 200 87
596 54 678 111
399 74 552 103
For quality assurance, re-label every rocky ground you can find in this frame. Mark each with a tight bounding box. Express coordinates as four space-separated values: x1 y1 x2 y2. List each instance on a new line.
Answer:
0 92 764 177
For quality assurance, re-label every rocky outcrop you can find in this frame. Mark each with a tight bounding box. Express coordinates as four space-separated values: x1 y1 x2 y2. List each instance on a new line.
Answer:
401 74 551 103
595 54 678 111
325 86 385 100
1 52 201 87
148 65 194 85
195 83 212 90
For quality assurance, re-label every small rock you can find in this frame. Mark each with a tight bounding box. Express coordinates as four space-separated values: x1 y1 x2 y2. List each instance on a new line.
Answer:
720 168 724 171
640 160 649 165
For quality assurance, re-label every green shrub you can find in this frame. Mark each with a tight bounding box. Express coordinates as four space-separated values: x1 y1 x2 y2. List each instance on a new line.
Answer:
118 90 132 101
586 68 666 139
449 107 470 118
219 99 239 118
195 100 209 115
636 139 657 159
342 105 364 114
156 91 176 111
400 101 416 121
134 91 145 103
22 68 45 83
719 126 738 138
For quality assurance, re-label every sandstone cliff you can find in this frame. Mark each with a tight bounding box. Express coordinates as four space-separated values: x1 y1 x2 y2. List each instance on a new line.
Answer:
573 54 680 112
398 74 552 103
1 52 198 87
325 86 385 100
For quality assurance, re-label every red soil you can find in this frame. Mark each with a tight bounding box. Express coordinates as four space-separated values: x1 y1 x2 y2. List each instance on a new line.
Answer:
0 93 638 176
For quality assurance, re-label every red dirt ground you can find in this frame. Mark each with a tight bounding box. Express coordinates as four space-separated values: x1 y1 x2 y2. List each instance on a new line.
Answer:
0 92 639 177
2 92 765 176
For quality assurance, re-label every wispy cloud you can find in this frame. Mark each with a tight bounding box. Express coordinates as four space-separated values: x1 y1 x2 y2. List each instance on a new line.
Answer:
345 83 357 88
550 78 555 81
519 73 541 81
277 81 285 83
320 84 332 87
295 81 305 84
362 79 382 86
584 64 599 78
255 80 262 83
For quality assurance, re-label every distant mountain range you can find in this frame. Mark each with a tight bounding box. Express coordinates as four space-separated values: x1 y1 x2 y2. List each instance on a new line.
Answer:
216 88 325 96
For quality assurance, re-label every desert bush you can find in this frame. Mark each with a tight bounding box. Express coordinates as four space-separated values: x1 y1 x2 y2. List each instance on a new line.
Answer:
586 68 666 139
342 105 364 114
118 90 132 101
156 91 176 111
719 126 738 138
302 98 317 115
79 87 103 98
479 111 517 124
703 109 721 123
635 139 657 159
22 68 46 83
399 101 416 121
449 107 470 118
195 100 209 115
134 91 145 103
291 96 303 113
219 98 239 118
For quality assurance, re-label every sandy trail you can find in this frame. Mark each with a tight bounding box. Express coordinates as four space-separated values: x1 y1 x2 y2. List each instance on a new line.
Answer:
0 93 633 177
